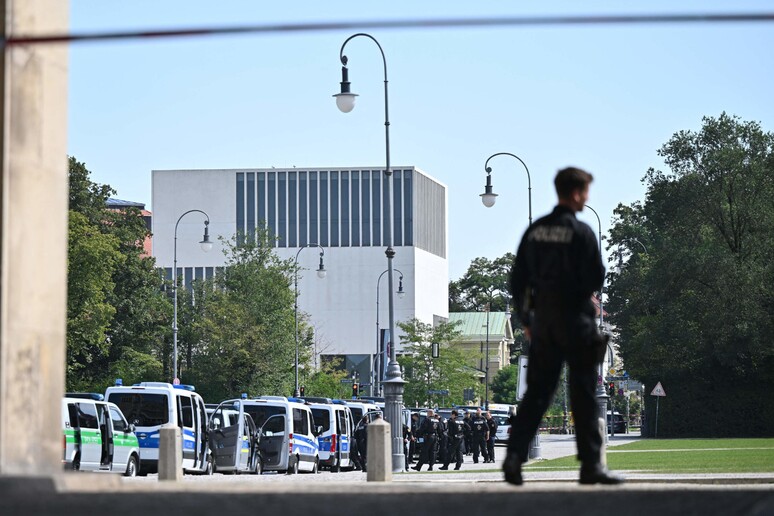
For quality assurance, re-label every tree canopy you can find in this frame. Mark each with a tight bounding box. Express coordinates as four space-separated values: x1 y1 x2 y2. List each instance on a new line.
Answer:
606 113 774 437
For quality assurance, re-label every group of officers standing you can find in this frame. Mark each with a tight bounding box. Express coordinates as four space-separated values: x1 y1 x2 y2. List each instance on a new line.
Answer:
406 407 499 471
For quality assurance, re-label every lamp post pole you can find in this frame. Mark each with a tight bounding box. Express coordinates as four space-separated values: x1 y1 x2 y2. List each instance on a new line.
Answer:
375 269 405 397
484 303 490 410
335 33 406 473
294 244 326 398
481 152 533 225
584 204 610 435
172 210 212 383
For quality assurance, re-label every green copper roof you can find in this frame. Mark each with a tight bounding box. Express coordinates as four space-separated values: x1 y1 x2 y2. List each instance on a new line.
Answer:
448 312 513 341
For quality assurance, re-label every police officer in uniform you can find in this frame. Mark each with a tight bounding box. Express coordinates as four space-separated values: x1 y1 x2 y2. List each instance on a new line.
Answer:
469 408 490 463
503 167 624 486
485 411 498 463
462 411 473 455
436 413 448 466
440 410 470 470
412 409 440 471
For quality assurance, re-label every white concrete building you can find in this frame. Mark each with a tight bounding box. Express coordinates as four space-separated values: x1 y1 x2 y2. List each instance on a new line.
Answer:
152 166 448 387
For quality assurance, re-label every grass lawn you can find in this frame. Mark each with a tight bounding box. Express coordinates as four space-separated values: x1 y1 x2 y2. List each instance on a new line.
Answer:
523 438 774 474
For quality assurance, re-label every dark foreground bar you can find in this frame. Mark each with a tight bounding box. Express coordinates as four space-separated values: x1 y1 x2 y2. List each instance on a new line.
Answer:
1 477 772 516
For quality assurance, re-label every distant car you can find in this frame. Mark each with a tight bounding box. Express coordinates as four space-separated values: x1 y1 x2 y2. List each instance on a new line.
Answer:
493 414 511 443
607 411 627 433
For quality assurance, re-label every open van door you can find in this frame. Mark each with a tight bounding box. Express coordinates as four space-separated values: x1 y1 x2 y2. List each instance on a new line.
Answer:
208 402 244 472
259 414 287 470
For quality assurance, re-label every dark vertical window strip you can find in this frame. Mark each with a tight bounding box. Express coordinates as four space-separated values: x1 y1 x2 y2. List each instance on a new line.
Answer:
299 172 308 247
393 172 403 246
165 268 172 282
351 171 360 246
320 171 329 247
205 267 214 280
361 171 370 246
195 267 204 280
289 172 297 247
341 172 350 246
268 172 276 247
310 172 318 245
247 172 256 243
382 172 390 245
331 172 339 247
236 172 245 246
372 172 381 247
184 267 193 292
257 172 266 232
404 169 413 246
278 172 287 247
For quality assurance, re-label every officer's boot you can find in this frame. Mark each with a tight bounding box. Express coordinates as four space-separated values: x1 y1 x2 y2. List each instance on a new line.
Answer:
579 463 624 485
502 452 523 486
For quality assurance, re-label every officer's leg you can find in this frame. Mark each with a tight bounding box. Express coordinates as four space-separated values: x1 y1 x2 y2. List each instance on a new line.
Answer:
481 436 490 462
566 335 603 466
455 440 463 469
507 327 563 462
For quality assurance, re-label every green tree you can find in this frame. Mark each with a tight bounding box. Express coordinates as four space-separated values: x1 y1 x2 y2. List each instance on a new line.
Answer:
66 211 123 390
303 356 349 399
397 318 482 407
490 364 517 404
449 254 514 312
606 113 774 437
67 157 170 392
189 232 300 401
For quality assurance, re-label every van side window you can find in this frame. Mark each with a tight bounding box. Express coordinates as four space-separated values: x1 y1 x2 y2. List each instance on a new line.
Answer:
109 407 126 432
180 396 194 428
77 402 99 429
311 409 331 433
337 410 347 434
293 408 309 435
67 403 79 429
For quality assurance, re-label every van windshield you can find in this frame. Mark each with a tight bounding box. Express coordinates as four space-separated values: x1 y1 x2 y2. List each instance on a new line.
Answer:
244 405 284 428
107 393 169 427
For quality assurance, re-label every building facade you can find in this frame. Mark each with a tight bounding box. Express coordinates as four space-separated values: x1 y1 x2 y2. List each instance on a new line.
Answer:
152 166 448 386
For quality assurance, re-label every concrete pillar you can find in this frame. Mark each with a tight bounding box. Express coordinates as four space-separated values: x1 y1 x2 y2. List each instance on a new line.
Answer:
0 0 69 476
158 425 183 481
366 418 392 482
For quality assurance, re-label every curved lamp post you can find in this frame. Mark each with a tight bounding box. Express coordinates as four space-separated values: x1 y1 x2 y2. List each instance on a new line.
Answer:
334 32 406 473
173 210 212 382
294 244 327 397
481 152 533 225
375 269 405 396
584 204 610 434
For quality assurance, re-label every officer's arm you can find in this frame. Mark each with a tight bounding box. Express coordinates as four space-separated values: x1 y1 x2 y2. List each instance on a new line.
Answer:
577 226 605 295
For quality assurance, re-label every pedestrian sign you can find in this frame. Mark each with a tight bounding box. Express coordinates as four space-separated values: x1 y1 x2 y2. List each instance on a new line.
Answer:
650 382 666 397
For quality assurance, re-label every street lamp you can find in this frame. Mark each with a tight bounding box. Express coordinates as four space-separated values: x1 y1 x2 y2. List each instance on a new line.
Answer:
484 303 490 410
335 32 406 473
482 152 533 225
172 210 212 382
294 244 326 397
375 269 405 396
584 204 610 432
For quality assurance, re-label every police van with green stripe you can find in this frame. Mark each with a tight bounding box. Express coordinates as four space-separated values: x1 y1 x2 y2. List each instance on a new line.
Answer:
62 396 141 476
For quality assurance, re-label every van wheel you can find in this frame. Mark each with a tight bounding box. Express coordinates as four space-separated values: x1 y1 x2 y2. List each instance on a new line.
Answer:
204 455 214 475
287 456 299 475
312 458 319 474
124 455 139 477
332 459 340 473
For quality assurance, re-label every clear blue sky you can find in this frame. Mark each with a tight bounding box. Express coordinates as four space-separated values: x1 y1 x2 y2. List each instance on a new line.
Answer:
68 1 774 280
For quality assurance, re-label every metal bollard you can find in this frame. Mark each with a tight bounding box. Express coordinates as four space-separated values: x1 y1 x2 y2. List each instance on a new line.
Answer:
598 418 607 466
158 424 183 481
366 418 393 482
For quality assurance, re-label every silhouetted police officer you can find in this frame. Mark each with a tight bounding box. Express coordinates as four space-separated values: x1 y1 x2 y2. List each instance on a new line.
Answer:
440 410 470 470
503 167 624 486
485 411 498 463
412 409 441 471
470 408 490 463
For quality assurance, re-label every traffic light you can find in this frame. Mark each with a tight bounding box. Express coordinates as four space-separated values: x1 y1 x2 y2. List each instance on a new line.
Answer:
608 382 616 397
352 383 359 398
299 385 305 397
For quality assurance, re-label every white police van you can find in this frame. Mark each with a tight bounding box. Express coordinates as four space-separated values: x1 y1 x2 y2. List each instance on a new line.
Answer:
308 399 353 472
105 381 211 476
240 396 320 474
62 396 141 476
342 400 381 425
207 399 261 474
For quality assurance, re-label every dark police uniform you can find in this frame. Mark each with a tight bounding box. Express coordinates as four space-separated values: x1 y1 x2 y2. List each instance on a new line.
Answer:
486 416 498 463
469 414 490 463
412 415 441 471
507 204 605 467
441 416 471 470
